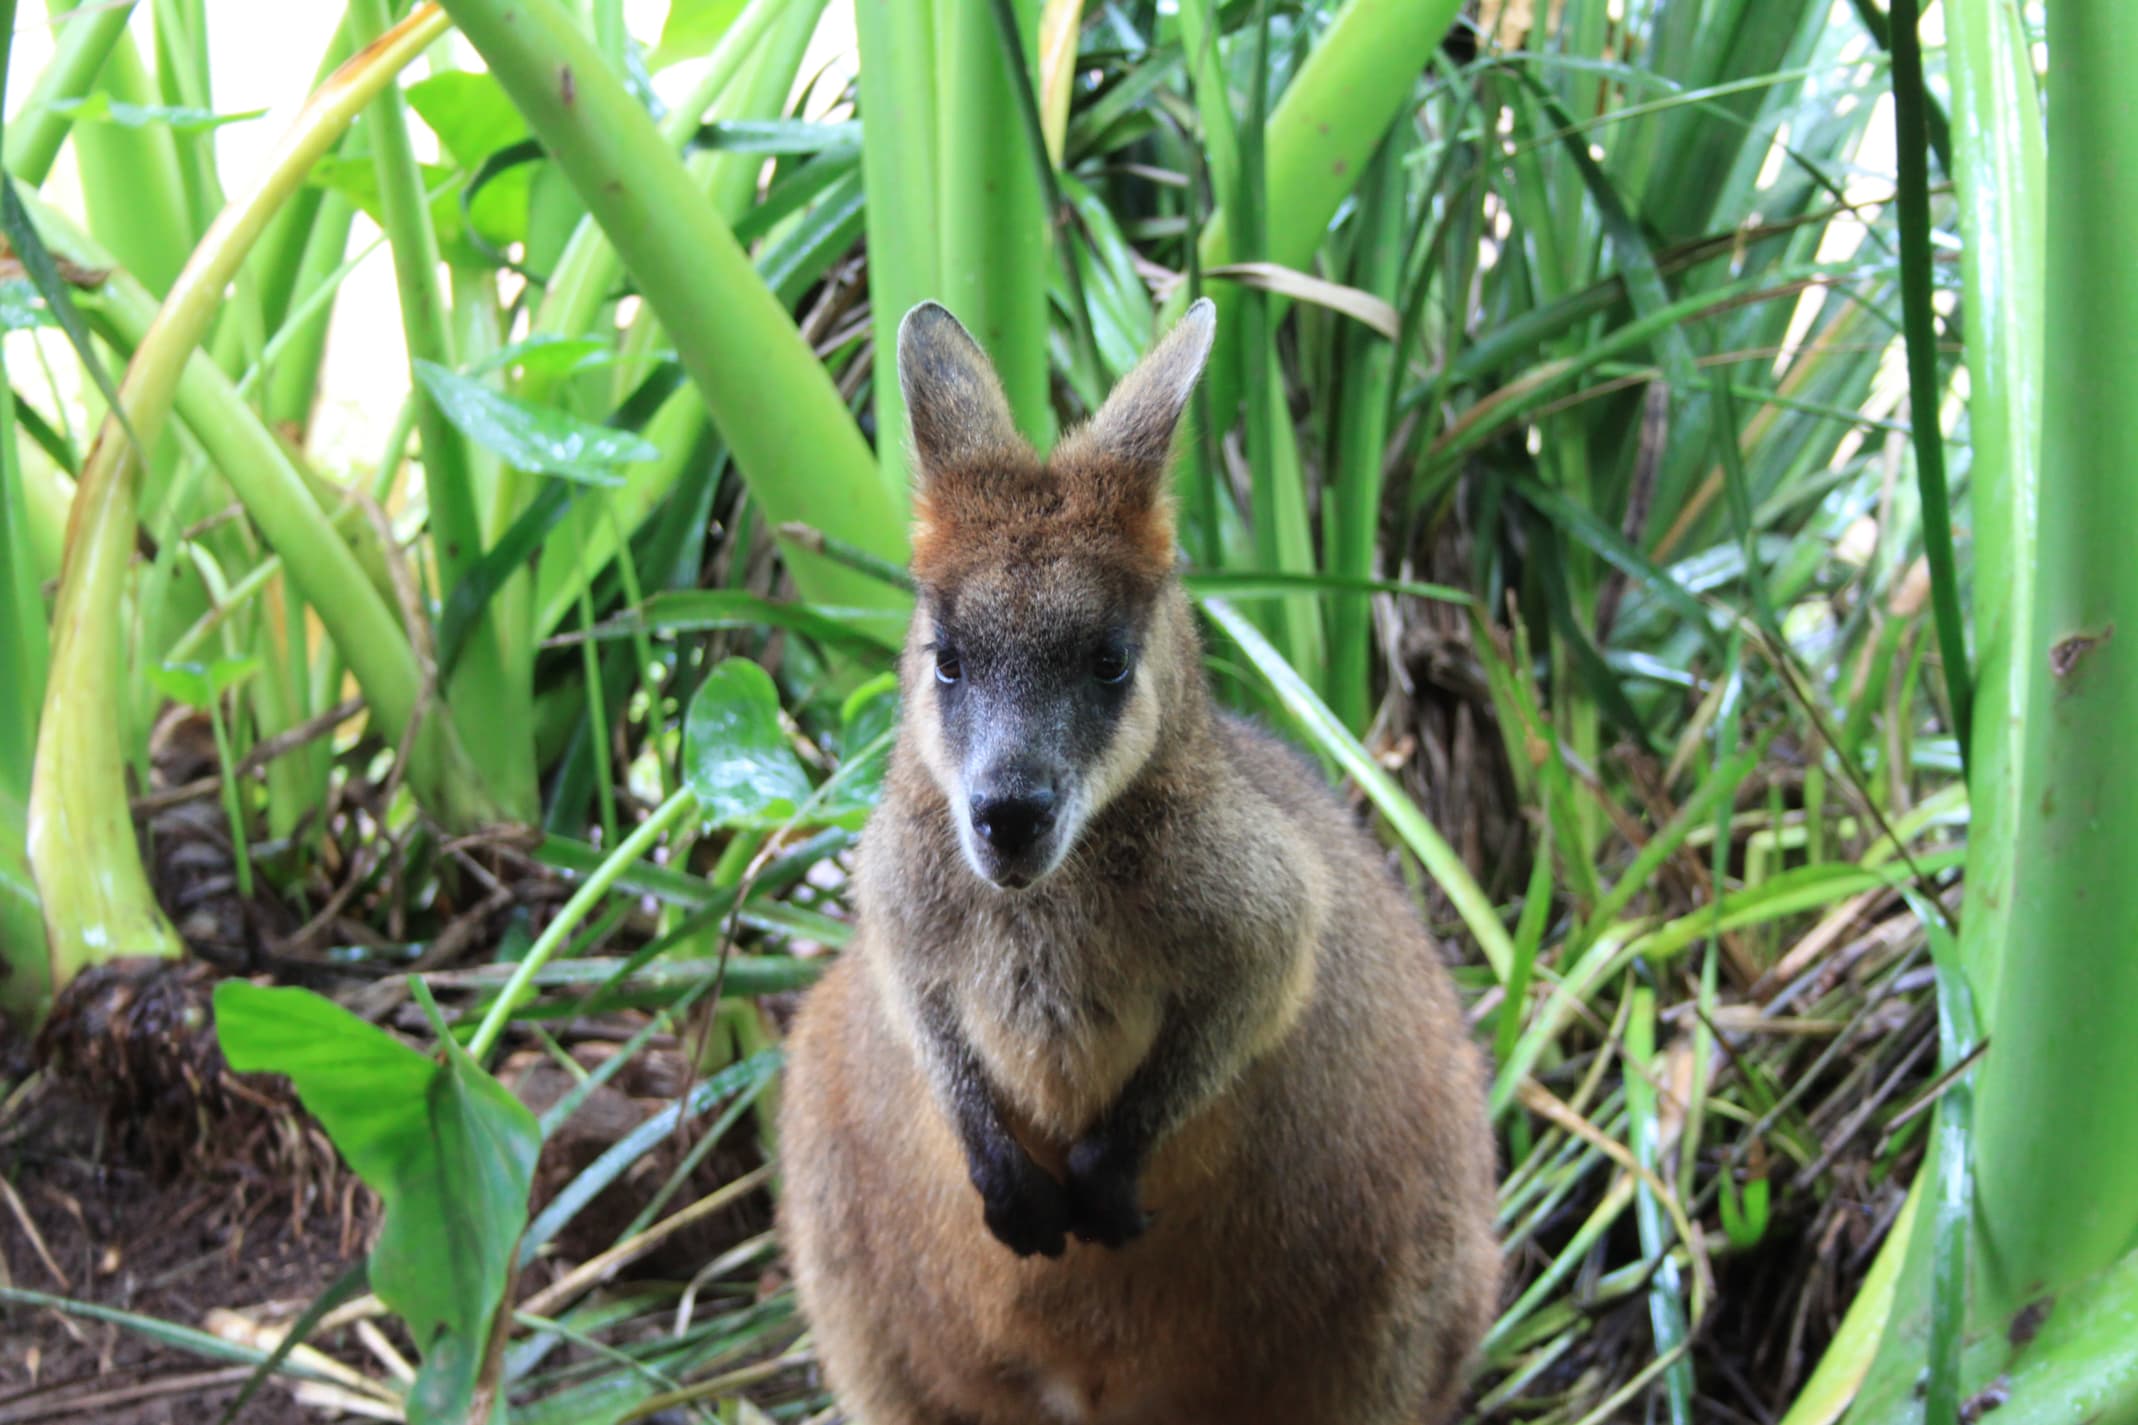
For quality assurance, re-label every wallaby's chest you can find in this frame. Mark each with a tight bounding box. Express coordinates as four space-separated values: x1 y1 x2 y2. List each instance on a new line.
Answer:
951 908 1165 1140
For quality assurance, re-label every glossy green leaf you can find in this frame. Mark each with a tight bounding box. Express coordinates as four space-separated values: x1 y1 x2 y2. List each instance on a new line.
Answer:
147 655 260 709
469 333 617 379
812 672 899 829
0 280 51 332
214 981 538 1425
412 359 657 485
47 92 265 133
682 657 814 829
690 118 861 156
306 152 513 261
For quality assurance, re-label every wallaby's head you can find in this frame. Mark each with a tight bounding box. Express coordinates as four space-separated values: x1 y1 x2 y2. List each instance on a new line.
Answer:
895 298 1216 891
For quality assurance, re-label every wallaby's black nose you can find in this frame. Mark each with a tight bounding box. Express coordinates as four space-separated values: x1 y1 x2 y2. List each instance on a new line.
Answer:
971 788 1057 855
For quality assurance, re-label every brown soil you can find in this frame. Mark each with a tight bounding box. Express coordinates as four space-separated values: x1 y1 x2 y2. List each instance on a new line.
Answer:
0 1073 373 1425
0 994 776 1425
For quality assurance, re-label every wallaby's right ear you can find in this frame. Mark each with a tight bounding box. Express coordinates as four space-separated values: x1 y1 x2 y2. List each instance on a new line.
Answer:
898 302 1024 488
1070 298 1216 477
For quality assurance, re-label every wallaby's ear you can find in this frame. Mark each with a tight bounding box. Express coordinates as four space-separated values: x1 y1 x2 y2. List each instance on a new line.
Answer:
1067 298 1216 478
898 302 1024 487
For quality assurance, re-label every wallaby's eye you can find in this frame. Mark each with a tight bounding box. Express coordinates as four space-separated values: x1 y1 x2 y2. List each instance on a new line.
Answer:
934 648 963 686
1092 648 1132 685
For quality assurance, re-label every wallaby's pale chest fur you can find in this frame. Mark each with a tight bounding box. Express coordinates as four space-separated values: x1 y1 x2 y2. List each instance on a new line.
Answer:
778 301 1499 1424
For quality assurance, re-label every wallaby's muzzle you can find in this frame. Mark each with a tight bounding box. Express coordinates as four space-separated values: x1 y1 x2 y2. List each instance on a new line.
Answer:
960 750 1072 888
970 783 1057 859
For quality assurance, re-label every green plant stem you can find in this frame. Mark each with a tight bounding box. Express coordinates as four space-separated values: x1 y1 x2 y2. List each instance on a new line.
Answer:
524 0 790 392
2 0 138 185
855 0 940 505
1944 0 2044 1014
466 786 697 1064
348 0 536 823
438 0 910 610
61 11 191 296
204 698 253 900
1967 0 2138 1318
936 0 1052 448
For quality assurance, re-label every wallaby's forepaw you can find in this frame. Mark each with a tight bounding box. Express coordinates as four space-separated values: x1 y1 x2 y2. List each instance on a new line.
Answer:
975 1154 1072 1258
1065 1137 1149 1247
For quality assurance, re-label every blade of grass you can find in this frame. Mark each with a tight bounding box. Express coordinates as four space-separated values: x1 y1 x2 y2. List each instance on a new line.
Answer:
1887 0 1972 775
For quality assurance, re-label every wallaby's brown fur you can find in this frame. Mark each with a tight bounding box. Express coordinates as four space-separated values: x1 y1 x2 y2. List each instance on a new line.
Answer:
779 300 1499 1424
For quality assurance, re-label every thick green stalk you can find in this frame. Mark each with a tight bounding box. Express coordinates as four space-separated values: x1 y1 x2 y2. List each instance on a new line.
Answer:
28 4 483 1013
254 15 359 433
349 0 479 574
525 0 790 378
855 0 940 504
935 0 1053 448
260 183 358 433
0 356 50 1027
0 795 46 1028
150 0 227 237
1946 0 2044 1015
2 0 137 185
438 0 910 608
351 0 535 822
1967 0 2138 1316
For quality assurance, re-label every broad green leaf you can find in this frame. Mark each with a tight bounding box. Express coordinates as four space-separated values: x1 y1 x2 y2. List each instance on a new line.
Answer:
48 93 266 134
683 658 813 829
404 71 530 167
815 672 898 828
213 982 539 1425
652 0 747 70
306 154 512 263
412 360 657 485
148 656 260 709
404 71 536 252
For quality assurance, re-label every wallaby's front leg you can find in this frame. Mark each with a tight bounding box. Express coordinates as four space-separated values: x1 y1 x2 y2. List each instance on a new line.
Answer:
1065 996 1237 1247
914 989 1072 1258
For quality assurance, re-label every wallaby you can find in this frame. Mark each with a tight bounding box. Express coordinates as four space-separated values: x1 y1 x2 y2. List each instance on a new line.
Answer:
778 299 1499 1425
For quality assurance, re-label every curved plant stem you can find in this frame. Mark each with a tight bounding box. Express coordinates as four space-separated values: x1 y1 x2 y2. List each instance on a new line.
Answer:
28 3 476 1007
466 787 696 1065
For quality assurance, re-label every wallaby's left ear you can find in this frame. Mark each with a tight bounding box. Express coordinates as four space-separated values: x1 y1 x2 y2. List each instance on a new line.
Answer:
898 301 1025 491
1062 298 1216 480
